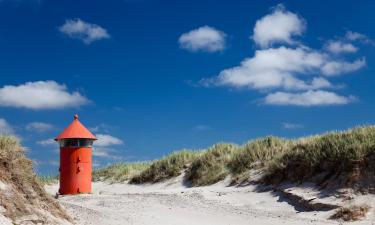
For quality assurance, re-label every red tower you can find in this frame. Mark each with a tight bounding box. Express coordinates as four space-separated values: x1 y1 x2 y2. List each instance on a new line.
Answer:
55 114 97 195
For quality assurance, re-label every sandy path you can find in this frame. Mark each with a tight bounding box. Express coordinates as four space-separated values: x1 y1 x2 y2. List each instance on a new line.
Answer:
45 177 373 225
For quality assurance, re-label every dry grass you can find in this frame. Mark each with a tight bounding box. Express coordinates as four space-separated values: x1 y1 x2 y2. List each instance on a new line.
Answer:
130 150 200 183
37 175 59 185
0 136 71 223
93 162 150 182
102 125 375 191
229 137 291 183
186 143 237 186
264 126 375 184
330 205 370 221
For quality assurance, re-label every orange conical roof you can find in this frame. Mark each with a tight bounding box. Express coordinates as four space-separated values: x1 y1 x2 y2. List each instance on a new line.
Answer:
55 114 97 141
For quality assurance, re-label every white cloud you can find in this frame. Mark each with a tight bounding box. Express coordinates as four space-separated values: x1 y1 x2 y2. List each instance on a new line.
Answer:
92 147 123 160
36 139 55 146
325 41 358 54
92 148 111 158
178 26 226 52
321 58 366 76
95 134 123 147
282 122 303 129
0 81 89 110
264 90 354 106
206 46 364 92
198 5 368 107
88 123 111 133
345 31 368 41
92 134 124 159
214 46 336 90
0 118 14 135
252 4 306 48
59 18 110 44
26 122 53 132
193 125 212 131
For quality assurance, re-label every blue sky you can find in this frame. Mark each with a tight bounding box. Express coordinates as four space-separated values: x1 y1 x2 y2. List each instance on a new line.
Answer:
0 0 374 174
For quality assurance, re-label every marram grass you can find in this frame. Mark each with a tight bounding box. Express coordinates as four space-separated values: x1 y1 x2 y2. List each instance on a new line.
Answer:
130 150 200 183
89 125 375 187
186 143 237 186
264 126 375 183
93 162 151 182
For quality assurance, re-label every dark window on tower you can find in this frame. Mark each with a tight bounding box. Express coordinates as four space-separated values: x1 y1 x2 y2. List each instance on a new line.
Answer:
59 139 93 147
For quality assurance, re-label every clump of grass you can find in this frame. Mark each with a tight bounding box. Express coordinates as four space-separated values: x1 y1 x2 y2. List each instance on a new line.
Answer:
0 135 71 223
130 150 199 183
93 162 150 182
229 137 291 175
330 205 370 221
37 175 59 185
264 126 375 184
185 143 237 186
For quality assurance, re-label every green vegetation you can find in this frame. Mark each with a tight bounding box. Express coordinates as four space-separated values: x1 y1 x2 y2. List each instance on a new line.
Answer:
93 162 150 182
130 150 200 183
264 126 375 184
37 175 58 185
186 143 237 186
96 126 375 189
229 137 291 183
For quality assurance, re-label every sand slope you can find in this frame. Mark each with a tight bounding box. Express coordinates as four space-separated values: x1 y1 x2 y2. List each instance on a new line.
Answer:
45 175 374 225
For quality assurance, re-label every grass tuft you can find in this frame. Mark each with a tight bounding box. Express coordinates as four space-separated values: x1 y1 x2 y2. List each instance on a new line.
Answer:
229 137 291 180
130 150 199 183
186 143 237 186
330 205 370 221
93 162 150 182
37 175 59 185
264 126 375 184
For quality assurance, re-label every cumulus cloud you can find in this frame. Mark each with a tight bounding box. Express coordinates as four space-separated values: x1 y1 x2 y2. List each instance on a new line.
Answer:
321 58 366 76
214 46 342 90
95 134 123 147
252 4 306 48
193 125 212 131
282 122 303 129
36 139 55 146
26 122 53 132
210 46 364 90
179 26 226 52
198 5 367 107
345 31 368 41
92 148 112 158
92 148 123 160
0 81 89 110
325 41 358 54
92 134 124 159
264 90 354 106
0 118 14 135
59 18 110 44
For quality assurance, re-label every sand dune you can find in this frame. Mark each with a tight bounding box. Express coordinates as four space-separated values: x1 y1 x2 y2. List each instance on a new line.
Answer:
45 174 374 225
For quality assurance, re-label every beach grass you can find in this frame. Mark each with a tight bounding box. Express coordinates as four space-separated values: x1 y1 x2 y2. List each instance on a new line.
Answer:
97 125 375 188
185 143 237 186
130 150 200 183
93 162 151 182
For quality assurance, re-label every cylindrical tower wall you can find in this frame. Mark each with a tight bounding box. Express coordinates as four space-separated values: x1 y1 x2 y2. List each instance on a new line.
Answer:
59 147 92 194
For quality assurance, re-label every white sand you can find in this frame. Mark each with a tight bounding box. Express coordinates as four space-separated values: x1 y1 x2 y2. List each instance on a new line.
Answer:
45 175 375 225
0 206 12 225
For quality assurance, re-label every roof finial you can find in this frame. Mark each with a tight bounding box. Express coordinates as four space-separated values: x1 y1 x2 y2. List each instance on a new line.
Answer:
74 114 79 120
